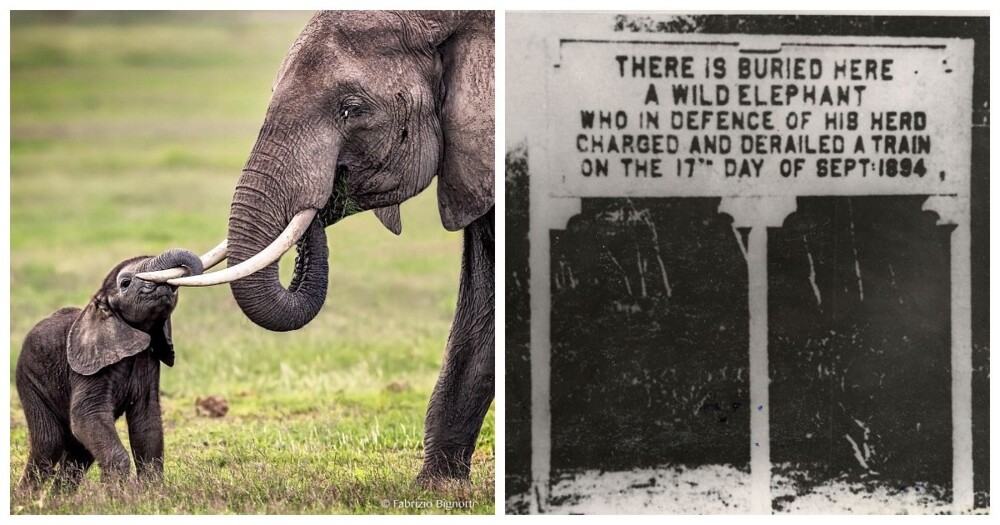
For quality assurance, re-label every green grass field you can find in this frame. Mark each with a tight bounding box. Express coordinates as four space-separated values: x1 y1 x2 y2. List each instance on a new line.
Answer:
9 11 494 514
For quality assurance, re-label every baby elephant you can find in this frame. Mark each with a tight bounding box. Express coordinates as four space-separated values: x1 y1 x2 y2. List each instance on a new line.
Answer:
16 249 203 493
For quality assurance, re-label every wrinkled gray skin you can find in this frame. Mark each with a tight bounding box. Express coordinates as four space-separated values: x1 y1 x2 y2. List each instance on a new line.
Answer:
226 11 494 482
15 249 203 493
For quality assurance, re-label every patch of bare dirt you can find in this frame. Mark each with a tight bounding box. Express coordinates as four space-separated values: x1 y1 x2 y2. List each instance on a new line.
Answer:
385 380 410 393
195 396 229 418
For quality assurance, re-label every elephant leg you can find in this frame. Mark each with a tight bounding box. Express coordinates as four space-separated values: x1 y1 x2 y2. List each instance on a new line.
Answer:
418 208 495 483
127 392 164 483
16 391 66 494
17 428 65 494
70 387 130 484
19 447 64 495
72 414 130 484
52 440 94 493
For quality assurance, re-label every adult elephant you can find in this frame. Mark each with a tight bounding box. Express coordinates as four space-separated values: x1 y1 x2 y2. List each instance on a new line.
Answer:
140 11 494 482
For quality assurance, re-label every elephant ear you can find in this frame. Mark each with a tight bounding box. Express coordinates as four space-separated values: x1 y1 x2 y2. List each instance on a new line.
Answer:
437 14 495 232
67 301 150 376
150 318 175 367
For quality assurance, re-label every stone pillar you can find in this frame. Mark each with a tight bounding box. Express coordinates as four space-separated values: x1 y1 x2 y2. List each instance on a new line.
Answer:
922 195 973 514
529 197 581 513
719 197 797 515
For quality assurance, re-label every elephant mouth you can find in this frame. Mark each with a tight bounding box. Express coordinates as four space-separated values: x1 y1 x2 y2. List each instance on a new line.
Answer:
316 166 359 227
143 292 177 314
319 165 402 235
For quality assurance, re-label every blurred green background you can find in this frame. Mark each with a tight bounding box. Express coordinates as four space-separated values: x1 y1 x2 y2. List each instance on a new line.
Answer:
9 11 494 514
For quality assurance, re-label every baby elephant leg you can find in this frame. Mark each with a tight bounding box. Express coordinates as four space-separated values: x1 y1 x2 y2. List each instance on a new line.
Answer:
71 414 129 483
127 396 164 482
70 390 130 484
17 431 65 493
52 440 94 493
17 393 66 494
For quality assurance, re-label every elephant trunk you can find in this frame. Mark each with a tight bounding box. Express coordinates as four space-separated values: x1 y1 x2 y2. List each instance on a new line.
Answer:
144 249 204 277
224 124 337 332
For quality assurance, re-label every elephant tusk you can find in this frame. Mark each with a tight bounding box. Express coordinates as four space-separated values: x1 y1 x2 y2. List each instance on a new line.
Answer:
200 239 230 269
136 239 229 282
167 209 317 287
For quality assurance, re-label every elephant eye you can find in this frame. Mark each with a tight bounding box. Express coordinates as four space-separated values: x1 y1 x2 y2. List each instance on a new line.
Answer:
339 98 367 121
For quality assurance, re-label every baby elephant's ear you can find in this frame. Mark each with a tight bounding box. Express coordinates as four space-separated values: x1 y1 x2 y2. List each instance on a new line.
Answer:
150 319 175 367
67 302 150 375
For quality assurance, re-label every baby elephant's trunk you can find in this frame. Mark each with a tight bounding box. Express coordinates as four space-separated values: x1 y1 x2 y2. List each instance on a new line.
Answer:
145 249 205 277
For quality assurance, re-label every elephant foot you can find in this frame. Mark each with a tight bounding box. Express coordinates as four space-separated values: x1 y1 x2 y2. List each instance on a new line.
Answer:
416 449 473 487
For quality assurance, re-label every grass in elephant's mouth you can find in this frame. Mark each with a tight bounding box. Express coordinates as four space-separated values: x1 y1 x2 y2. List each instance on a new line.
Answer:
319 173 363 226
10 11 493 514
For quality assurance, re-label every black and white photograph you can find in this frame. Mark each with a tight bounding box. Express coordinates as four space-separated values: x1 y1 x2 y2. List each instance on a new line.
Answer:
505 12 989 514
